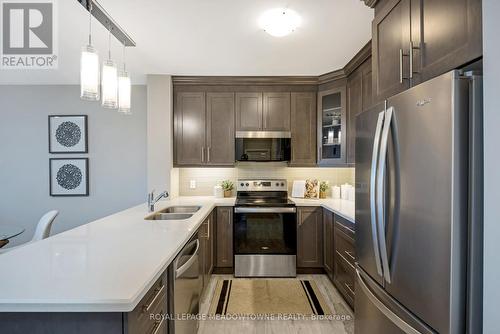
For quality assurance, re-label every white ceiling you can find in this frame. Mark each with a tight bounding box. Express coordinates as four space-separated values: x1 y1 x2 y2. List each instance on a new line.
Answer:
0 0 373 84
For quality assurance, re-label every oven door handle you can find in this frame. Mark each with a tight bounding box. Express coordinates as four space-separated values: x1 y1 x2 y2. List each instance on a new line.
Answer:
234 207 297 213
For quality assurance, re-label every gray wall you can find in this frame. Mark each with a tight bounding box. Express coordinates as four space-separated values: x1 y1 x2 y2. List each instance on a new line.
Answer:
0 85 147 246
482 0 500 331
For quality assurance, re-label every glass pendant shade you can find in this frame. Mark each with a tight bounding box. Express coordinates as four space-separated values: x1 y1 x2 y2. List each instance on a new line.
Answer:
80 45 99 101
101 59 118 109
118 70 131 114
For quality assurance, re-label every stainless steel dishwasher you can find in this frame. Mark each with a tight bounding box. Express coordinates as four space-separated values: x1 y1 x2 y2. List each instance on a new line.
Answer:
168 233 202 334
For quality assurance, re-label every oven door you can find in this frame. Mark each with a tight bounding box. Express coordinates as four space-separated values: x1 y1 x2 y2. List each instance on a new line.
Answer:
233 207 297 255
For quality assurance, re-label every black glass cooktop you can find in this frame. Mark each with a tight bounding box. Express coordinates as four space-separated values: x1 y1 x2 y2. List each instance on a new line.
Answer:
235 191 295 207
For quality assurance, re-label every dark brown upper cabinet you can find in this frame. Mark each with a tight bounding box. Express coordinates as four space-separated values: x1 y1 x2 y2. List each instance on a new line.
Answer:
206 93 235 166
317 86 347 166
297 207 324 268
174 92 235 166
373 0 482 102
290 92 317 167
411 0 482 85
236 92 291 132
174 92 206 165
235 93 263 131
347 57 372 164
263 92 291 131
372 0 411 103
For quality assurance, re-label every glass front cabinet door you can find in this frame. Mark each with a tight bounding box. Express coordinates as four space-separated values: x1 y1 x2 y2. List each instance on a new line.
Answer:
317 87 346 165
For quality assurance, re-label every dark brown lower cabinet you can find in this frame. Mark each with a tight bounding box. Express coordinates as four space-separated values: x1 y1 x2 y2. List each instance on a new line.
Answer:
215 207 233 268
200 211 215 290
0 275 168 334
297 207 323 268
323 209 335 281
333 214 356 309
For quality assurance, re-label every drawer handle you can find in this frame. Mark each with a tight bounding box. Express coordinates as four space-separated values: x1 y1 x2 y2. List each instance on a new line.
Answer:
344 282 355 295
345 250 355 261
336 221 355 235
151 317 164 334
143 283 165 314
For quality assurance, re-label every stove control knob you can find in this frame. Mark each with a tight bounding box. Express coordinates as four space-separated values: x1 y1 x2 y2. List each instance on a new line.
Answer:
240 183 244 187
280 182 285 187
245 183 249 186
275 182 279 186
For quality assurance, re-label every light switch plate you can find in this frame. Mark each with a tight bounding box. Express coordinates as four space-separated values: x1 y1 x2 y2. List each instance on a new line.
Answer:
190 180 196 189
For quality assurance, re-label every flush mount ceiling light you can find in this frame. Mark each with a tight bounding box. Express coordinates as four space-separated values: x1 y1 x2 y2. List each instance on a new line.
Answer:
258 8 301 37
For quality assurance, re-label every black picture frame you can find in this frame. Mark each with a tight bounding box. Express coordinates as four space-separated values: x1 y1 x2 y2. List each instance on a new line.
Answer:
48 115 88 154
49 158 89 197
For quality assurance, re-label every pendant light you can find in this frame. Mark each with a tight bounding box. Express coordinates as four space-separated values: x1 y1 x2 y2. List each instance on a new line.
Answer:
80 0 99 101
118 43 131 114
101 25 118 109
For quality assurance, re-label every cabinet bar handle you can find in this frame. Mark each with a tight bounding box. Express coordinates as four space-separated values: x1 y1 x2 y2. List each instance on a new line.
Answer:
151 318 164 334
207 147 211 162
344 282 355 295
201 147 205 163
409 41 420 79
345 250 355 261
142 283 165 313
207 218 210 240
399 49 404 83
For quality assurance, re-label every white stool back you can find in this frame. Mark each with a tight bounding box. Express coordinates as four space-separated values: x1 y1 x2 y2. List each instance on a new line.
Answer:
31 210 59 242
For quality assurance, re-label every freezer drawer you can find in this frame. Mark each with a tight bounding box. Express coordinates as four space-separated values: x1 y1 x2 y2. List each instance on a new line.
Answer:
355 266 435 334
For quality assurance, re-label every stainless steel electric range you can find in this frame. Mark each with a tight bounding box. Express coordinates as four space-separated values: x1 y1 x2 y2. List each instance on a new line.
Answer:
233 179 297 277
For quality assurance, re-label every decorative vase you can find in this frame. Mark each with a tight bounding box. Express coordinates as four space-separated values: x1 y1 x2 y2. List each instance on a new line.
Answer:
319 191 327 199
224 190 232 198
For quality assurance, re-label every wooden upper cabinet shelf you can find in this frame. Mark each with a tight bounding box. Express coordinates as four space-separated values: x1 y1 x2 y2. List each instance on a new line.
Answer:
236 92 291 132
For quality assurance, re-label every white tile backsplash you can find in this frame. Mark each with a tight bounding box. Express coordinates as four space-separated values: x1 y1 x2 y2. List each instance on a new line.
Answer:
178 163 355 197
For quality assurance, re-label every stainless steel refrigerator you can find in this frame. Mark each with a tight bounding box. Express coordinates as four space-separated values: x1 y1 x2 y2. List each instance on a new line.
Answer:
354 70 483 334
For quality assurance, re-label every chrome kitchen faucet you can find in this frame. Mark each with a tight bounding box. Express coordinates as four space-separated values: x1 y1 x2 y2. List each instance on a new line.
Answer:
147 190 169 212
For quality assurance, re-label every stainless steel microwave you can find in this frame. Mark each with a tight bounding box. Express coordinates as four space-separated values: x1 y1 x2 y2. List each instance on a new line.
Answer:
235 131 291 162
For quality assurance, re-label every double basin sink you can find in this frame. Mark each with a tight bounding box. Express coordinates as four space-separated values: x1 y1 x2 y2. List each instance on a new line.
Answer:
145 206 201 221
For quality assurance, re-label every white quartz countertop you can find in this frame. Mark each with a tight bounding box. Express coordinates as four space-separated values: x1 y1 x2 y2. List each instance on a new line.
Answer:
290 198 355 223
0 196 353 312
0 196 235 312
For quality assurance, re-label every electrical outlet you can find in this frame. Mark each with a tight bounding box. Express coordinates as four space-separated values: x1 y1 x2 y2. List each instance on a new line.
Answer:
190 180 196 189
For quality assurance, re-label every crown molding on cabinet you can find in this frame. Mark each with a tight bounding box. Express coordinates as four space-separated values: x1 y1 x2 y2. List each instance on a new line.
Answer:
361 0 379 8
172 76 319 86
173 41 371 87
343 41 372 76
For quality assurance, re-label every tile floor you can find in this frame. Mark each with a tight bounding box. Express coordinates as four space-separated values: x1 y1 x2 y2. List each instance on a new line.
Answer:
197 274 354 334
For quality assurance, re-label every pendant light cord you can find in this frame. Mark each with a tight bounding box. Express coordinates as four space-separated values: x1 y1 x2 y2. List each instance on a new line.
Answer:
108 24 112 60
122 43 126 71
88 0 92 45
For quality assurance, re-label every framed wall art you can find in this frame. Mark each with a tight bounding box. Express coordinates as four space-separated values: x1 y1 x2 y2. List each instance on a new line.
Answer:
49 158 89 197
48 115 88 153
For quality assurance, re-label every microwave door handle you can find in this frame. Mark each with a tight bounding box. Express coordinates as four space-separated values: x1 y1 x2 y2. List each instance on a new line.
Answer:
377 107 394 284
370 111 385 278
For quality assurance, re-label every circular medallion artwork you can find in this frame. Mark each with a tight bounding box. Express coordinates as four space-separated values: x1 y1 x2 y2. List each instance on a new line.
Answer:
56 164 83 190
55 121 81 147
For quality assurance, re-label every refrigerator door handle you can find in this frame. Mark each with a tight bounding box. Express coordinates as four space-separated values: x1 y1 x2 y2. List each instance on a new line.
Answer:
356 268 422 334
377 107 394 284
370 111 385 277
